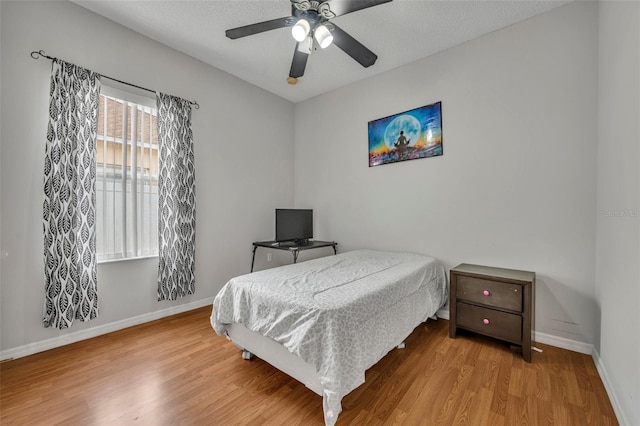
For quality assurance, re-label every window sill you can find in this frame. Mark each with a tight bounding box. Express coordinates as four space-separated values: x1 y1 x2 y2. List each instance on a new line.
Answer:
98 254 158 265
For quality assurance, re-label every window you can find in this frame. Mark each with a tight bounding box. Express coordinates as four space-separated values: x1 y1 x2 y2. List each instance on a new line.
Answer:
96 86 158 261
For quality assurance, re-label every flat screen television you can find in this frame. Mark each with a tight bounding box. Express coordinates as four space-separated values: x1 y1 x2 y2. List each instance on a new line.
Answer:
275 209 313 244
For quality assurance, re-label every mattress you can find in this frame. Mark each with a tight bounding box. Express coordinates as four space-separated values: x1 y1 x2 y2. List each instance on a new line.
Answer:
211 249 448 425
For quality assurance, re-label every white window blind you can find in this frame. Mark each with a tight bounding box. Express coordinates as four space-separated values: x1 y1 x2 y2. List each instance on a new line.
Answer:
96 86 158 261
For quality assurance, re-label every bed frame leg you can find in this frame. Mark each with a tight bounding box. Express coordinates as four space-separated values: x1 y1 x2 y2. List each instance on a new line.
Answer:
396 342 405 349
241 349 253 360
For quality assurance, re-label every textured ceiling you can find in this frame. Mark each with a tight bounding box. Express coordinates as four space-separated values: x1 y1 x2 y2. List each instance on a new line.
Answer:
72 0 571 103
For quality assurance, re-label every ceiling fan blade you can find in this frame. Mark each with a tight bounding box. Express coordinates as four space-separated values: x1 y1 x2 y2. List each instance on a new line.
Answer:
226 16 293 39
289 44 309 78
328 0 393 17
330 24 377 68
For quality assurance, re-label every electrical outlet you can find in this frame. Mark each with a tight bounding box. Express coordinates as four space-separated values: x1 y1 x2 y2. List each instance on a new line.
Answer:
267 253 272 262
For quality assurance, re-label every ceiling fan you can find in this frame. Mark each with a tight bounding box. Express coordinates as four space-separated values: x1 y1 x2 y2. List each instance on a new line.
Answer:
225 0 393 84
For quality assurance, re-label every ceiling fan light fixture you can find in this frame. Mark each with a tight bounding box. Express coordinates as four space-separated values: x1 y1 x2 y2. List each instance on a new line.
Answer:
314 24 333 48
291 19 311 42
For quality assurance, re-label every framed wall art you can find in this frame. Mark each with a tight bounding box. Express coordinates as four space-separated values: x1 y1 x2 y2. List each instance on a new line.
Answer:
368 101 443 167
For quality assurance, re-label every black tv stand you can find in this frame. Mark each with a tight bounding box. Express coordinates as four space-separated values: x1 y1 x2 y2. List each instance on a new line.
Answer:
251 240 338 272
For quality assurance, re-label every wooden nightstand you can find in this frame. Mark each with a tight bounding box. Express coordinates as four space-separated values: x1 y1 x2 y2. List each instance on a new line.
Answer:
449 263 535 362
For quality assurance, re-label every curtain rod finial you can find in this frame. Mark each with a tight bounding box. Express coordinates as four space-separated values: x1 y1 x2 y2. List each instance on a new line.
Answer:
31 50 49 60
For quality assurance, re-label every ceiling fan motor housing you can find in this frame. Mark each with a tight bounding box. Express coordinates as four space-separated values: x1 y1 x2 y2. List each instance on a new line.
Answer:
292 0 336 19
291 2 332 33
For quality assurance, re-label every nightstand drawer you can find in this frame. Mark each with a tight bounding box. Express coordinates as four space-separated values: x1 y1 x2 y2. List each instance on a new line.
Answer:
457 276 522 312
456 302 522 344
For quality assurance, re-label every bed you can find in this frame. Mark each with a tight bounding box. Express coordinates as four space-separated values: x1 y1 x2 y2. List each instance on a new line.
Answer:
210 249 447 425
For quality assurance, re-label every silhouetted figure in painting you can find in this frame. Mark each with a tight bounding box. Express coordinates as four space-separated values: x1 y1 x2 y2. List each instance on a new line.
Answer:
394 130 410 160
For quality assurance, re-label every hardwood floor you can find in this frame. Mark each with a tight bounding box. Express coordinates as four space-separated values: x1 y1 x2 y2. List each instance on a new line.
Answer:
0 307 618 425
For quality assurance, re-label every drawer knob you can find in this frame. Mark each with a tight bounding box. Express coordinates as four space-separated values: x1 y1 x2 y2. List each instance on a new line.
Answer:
483 290 490 296
482 318 490 325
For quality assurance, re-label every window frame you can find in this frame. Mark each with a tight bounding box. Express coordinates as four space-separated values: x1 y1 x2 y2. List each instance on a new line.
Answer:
96 85 159 263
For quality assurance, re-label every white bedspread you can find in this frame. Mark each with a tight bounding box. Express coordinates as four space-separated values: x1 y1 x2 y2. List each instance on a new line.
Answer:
211 249 447 425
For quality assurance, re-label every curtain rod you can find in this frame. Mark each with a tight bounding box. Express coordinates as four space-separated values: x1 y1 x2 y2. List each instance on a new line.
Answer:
31 50 199 110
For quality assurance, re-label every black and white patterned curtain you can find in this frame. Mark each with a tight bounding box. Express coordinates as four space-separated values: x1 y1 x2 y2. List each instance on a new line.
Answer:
156 92 196 301
43 59 100 329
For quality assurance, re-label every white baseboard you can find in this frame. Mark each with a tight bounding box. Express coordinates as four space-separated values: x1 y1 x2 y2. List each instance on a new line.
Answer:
0 297 214 362
534 330 593 355
592 348 628 426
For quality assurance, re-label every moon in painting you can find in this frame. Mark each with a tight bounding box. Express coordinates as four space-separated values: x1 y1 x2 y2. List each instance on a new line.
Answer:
384 115 421 149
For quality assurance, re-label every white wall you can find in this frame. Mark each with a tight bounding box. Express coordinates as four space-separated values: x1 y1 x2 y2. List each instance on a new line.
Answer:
0 1 294 356
595 1 640 425
295 1 599 348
